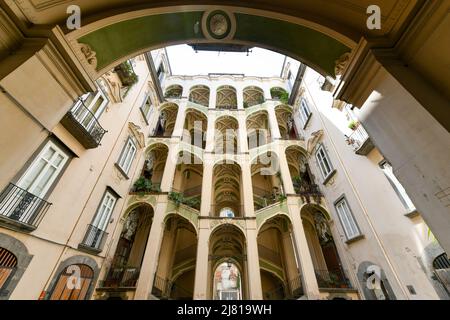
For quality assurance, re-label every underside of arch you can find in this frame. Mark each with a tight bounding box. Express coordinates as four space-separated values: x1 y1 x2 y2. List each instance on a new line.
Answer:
75 10 351 77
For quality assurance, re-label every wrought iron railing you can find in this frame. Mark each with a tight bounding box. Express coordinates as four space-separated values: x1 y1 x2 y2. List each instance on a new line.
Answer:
294 183 323 203
346 124 369 152
0 183 51 229
130 181 162 194
66 98 107 146
103 266 140 288
80 224 108 252
315 268 352 289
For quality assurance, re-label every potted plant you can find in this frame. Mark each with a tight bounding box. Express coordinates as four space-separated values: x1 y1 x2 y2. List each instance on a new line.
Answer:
348 120 359 130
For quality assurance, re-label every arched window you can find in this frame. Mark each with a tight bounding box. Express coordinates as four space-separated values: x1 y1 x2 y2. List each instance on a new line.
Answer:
49 264 94 300
219 207 235 218
0 248 17 292
213 261 242 300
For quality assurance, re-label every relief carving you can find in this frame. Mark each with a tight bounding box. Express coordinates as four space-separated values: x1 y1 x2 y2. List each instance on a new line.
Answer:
79 43 98 70
334 52 351 77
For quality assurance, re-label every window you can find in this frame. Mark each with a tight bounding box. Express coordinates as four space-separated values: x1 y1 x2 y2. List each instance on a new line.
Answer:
299 98 312 127
17 141 69 198
157 64 165 83
220 207 235 218
71 90 108 131
379 161 416 212
92 191 117 232
335 197 361 240
140 93 153 122
315 144 334 180
117 137 137 175
80 190 117 251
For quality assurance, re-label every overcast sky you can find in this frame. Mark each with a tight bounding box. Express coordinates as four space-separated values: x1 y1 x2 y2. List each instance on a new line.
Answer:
165 44 287 77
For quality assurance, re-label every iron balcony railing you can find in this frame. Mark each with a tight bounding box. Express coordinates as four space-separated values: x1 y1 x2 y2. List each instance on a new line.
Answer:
80 224 108 252
346 124 369 152
103 266 140 288
0 183 51 229
315 268 352 289
62 98 107 148
294 183 323 203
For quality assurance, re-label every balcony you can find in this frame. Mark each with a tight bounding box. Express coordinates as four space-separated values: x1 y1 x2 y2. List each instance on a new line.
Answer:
102 266 140 288
61 99 107 149
78 224 108 254
129 177 162 195
253 187 284 211
293 182 323 204
0 183 51 231
169 189 201 211
345 123 375 156
315 268 352 289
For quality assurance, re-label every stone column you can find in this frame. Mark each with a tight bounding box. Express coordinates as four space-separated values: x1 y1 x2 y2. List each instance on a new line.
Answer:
278 148 295 194
282 231 301 292
160 142 179 192
288 198 320 299
209 86 217 109
134 199 167 299
205 112 216 153
171 100 187 137
193 221 211 299
200 154 214 217
267 104 281 139
237 87 244 110
240 159 255 217
237 113 249 153
246 221 263 299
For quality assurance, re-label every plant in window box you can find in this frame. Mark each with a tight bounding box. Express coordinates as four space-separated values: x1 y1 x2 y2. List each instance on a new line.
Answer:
243 101 249 109
348 120 359 130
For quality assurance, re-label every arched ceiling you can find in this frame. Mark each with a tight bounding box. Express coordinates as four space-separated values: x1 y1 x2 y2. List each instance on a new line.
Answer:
7 1 422 77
